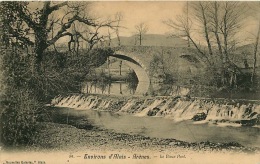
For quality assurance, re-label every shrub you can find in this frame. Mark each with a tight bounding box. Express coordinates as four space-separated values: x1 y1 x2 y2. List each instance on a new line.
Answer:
0 47 112 147
1 89 39 146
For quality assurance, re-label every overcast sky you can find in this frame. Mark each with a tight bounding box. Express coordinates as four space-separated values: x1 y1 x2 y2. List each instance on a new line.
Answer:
27 1 259 45
90 1 259 44
92 1 186 37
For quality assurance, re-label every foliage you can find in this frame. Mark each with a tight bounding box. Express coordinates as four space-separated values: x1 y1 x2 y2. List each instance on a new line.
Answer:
1 89 39 146
126 70 138 83
0 1 114 148
0 1 117 73
126 70 138 92
0 45 111 147
34 48 111 102
0 48 39 147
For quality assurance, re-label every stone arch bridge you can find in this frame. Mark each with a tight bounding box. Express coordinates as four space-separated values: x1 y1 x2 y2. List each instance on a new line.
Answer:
107 46 201 95
109 50 151 95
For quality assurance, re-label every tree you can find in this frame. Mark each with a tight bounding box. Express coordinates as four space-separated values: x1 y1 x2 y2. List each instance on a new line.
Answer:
77 25 108 50
214 2 246 65
192 2 213 58
1 2 116 73
115 12 123 46
248 2 260 83
164 1 248 86
135 22 148 46
163 7 211 65
105 12 124 47
251 20 260 83
0 1 115 147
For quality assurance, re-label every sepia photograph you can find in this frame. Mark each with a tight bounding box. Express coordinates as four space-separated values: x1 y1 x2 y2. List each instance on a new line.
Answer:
0 1 259 164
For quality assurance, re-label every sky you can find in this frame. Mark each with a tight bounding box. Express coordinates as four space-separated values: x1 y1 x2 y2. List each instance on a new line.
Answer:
90 1 259 44
92 1 186 37
27 1 260 44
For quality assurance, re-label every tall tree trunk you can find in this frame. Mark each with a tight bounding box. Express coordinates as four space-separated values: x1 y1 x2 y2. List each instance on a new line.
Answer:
139 33 142 46
34 31 48 74
222 5 229 64
213 2 223 62
251 20 260 83
116 29 121 46
200 3 213 58
108 28 111 47
213 2 225 85
186 1 190 47
188 35 212 66
51 27 58 52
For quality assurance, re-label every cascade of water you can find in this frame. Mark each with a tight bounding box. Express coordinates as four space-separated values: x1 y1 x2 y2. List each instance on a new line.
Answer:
68 96 82 108
86 97 100 109
156 98 173 116
119 99 136 112
51 95 62 105
56 96 71 107
230 105 239 119
253 104 260 113
237 104 247 119
207 104 222 120
61 95 76 107
103 99 113 109
135 98 164 116
132 99 153 114
70 97 85 108
167 100 192 120
52 95 259 125
78 96 94 109
94 99 112 110
176 100 201 120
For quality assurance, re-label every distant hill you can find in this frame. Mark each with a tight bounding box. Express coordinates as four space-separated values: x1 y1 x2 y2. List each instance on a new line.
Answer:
108 34 260 74
109 34 189 47
230 43 260 68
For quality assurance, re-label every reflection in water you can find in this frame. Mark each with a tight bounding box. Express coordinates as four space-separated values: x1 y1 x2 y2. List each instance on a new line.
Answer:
148 83 190 96
82 81 190 96
82 81 138 95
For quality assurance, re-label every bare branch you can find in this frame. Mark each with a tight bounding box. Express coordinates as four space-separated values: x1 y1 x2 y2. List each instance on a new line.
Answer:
49 2 68 12
16 4 37 29
135 22 149 45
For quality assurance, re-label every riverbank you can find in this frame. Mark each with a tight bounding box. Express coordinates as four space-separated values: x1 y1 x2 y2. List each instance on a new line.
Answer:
4 121 256 153
1 120 259 164
2 94 259 164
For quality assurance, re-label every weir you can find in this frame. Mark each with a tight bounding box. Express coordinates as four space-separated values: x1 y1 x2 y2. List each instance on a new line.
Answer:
52 95 260 126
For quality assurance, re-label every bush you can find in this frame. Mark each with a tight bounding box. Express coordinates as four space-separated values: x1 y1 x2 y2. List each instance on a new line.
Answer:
1 89 39 146
0 47 112 147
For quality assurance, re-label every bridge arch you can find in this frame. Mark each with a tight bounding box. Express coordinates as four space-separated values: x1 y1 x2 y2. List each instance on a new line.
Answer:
110 51 150 95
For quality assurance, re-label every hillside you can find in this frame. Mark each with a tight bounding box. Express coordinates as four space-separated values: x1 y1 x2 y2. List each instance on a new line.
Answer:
110 34 189 47
109 34 259 67
234 43 260 67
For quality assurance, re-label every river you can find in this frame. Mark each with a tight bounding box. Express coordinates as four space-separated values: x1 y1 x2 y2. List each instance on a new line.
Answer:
81 81 260 100
51 79 260 149
81 81 190 96
50 107 260 148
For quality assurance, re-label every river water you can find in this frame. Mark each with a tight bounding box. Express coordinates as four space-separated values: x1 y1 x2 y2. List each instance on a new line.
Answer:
51 80 260 148
81 81 190 96
81 81 260 100
51 107 260 148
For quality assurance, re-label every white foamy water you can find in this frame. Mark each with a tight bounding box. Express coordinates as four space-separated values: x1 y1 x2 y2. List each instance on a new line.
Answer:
52 95 260 126
135 99 164 117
